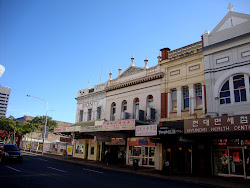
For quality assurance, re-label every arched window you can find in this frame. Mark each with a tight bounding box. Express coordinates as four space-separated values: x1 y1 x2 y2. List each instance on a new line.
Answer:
111 102 116 121
147 95 155 121
147 95 154 108
220 74 249 104
121 100 128 119
233 75 246 102
121 100 127 112
133 98 139 119
220 80 231 104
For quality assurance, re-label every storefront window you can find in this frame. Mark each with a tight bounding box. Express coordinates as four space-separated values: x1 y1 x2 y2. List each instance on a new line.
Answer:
215 148 229 175
229 147 244 176
128 138 156 167
75 140 83 154
214 139 250 177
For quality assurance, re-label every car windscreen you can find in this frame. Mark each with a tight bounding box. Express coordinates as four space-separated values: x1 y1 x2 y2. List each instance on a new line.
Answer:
4 145 19 151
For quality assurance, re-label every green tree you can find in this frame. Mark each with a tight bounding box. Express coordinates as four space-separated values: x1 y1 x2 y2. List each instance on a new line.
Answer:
29 116 57 133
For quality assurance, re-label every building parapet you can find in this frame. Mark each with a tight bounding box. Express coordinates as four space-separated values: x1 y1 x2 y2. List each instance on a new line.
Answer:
167 41 202 61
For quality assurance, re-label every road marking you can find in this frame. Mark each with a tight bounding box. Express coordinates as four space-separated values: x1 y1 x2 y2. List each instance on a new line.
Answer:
47 166 67 173
6 166 21 173
37 158 48 162
83 168 103 174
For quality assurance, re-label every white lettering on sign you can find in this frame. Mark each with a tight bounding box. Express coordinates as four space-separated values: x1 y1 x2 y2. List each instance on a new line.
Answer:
240 116 248 124
234 125 250 131
203 119 209 126
192 120 198 127
214 118 221 126
227 117 234 124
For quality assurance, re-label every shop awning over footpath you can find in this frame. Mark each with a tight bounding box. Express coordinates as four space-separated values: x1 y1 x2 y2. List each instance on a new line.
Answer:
54 119 157 141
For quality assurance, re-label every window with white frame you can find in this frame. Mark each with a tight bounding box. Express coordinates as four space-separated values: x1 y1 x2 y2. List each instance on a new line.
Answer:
134 98 139 119
111 102 116 121
195 84 202 108
182 86 189 110
96 107 101 120
79 110 83 122
88 108 92 121
233 75 247 102
220 74 249 104
220 80 231 104
121 100 127 112
171 89 177 111
121 100 128 120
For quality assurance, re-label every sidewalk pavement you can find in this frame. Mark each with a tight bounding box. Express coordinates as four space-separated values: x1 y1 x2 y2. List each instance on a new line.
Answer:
22 150 250 188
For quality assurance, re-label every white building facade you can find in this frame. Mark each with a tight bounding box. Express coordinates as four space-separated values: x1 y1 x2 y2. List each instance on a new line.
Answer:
105 56 164 170
197 6 250 178
203 9 250 117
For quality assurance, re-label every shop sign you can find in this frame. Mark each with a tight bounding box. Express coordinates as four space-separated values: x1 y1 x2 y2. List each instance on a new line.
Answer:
94 136 111 142
184 114 250 134
139 140 148 145
60 137 72 143
103 119 135 131
67 146 73 156
79 125 102 132
105 138 125 145
128 139 155 146
135 124 157 136
54 126 80 133
158 128 184 135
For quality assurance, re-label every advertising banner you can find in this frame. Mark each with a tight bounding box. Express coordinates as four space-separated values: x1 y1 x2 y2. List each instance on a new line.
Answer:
135 124 157 136
80 125 102 132
103 119 135 131
184 114 250 134
54 126 80 133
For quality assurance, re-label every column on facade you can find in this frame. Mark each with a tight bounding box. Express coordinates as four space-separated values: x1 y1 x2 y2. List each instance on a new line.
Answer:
127 99 134 120
229 76 235 104
167 91 171 118
189 84 195 115
177 87 182 117
202 84 206 113
244 74 250 102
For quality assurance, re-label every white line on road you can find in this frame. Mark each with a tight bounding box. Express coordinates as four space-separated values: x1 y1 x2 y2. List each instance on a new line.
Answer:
37 158 48 162
6 166 21 173
83 168 103 174
47 166 67 173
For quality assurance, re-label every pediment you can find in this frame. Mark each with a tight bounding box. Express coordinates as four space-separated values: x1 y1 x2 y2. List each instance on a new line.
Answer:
210 11 250 34
120 66 144 78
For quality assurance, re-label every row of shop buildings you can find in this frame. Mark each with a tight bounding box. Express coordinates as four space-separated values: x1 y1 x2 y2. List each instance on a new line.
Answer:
54 6 250 178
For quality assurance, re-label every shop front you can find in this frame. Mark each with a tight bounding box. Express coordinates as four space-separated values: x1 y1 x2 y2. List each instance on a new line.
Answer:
102 119 136 165
127 137 159 168
126 124 161 170
159 122 192 174
214 138 250 178
184 114 250 178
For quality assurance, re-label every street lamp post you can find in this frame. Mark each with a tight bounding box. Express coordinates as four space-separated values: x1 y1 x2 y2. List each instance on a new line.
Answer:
27 95 48 155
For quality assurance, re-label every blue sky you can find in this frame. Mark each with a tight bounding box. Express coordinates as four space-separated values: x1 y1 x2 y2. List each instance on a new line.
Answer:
1 0 249 123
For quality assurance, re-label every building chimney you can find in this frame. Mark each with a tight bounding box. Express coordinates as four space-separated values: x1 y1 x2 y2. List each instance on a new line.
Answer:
160 48 171 61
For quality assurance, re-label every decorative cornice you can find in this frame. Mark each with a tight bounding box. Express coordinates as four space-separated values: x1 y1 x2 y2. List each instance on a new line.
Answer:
105 72 164 91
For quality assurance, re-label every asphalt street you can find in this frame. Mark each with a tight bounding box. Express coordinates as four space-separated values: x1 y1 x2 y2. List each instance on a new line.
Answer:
0 153 214 188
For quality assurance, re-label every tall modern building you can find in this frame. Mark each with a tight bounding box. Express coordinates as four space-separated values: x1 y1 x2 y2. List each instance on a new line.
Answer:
0 86 11 116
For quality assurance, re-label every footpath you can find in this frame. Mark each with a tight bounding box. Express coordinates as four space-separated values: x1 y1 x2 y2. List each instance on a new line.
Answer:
22 150 250 188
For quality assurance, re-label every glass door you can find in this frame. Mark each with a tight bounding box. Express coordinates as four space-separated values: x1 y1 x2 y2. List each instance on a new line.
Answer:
229 147 245 177
142 146 155 166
